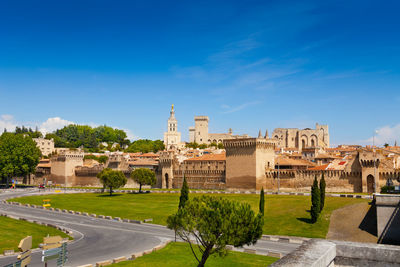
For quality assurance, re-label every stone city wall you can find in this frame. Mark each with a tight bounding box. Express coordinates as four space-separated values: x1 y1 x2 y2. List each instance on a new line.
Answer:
172 170 225 190
265 170 362 192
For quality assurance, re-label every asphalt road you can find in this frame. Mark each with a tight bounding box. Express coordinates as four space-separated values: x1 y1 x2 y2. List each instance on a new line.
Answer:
0 189 300 266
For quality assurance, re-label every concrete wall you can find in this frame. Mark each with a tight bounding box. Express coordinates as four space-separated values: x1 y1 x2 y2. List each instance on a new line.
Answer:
272 239 400 267
375 194 400 245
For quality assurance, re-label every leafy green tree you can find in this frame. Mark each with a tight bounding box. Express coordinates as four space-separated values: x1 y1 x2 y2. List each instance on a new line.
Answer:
179 177 189 209
167 196 264 267
131 168 156 193
259 187 265 215
198 144 207 149
126 139 165 153
185 142 199 149
98 155 108 164
209 142 218 148
320 173 326 212
310 176 320 223
0 133 41 187
97 168 127 196
217 143 224 149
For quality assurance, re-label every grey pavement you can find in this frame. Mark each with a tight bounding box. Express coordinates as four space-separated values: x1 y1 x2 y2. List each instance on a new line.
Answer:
0 189 300 266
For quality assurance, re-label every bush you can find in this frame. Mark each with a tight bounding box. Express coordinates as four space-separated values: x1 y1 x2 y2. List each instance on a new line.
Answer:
381 185 397 194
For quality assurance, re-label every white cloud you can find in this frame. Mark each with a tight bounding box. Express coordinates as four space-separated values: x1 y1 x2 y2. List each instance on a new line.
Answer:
123 129 139 141
0 114 17 132
39 117 75 134
364 124 400 146
221 101 261 114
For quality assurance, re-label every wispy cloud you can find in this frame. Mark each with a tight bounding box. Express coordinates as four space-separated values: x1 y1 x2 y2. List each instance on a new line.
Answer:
39 117 74 134
0 114 17 132
221 101 261 114
361 124 400 146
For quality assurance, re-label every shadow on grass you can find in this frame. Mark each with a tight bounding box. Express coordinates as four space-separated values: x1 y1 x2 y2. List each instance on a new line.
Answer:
96 193 123 197
128 191 151 194
296 209 312 224
296 217 313 224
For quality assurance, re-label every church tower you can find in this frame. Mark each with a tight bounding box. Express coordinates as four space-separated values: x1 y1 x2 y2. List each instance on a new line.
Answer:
163 105 181 150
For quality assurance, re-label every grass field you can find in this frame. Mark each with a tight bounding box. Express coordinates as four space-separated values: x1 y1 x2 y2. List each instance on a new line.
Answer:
111 242 278 267
0 216 70 254
10 192 367 238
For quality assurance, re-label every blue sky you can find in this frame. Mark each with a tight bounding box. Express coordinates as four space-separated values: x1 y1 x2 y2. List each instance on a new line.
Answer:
0 0 399 146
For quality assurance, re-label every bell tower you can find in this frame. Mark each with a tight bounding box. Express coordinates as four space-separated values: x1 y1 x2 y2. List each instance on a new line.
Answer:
163 104 181 149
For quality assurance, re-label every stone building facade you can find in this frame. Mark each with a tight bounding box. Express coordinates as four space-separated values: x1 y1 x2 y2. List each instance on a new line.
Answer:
33 138 55 156
163 105 182 149
159 151 226 190
189 116 249 144
272 123 329 151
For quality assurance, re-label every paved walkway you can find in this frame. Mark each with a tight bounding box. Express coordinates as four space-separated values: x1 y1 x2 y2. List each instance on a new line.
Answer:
327 202 377 243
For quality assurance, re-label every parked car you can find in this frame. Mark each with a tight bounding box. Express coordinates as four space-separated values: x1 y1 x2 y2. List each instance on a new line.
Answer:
38 184 45 189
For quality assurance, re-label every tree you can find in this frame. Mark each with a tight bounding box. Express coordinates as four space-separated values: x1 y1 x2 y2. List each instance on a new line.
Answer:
384 143 389 148
0 133 41 187
167 196 263 267
126 139 165 153
198 144 207 149
310 176 320 223
320 173 326 212
97 168 127 196
179 177 189 209
217 143 224 149
131 168 156 193
259 187 265 215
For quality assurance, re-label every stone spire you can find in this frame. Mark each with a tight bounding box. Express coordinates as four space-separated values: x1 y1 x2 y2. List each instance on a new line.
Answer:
395 140 398 147
264 130 269 139
258 130 263 138
169 104 175 119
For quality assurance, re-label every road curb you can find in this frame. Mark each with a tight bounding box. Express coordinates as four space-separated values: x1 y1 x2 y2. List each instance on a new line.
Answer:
3 200 311 246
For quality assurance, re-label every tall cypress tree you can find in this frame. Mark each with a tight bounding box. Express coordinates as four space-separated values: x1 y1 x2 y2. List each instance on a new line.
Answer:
179 177 189 209
259 187 265 215
320 173 326 212
310 176 320 223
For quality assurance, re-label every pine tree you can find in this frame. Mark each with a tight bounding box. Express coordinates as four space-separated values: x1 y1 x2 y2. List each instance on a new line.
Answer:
179 177 189 209
310 176 320 223
320 173 326 212
259 187 265 215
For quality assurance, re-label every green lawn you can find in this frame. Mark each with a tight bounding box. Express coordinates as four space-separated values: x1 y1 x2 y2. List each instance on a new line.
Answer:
10 193 367 238
0 216 70 254
111 242 278 267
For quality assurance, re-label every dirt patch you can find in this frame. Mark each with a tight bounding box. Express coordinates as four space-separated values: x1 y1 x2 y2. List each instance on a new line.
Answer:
327 202 377 243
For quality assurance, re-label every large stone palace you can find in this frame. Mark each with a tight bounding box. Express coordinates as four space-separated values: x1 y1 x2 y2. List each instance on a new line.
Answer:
27 106 399 193
188 116 249 144
272 123 330 150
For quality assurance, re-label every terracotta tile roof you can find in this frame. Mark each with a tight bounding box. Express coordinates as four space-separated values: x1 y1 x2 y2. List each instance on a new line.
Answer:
141 153 159 157
315 154 341 159
185 153 226 162
37 163 51 168
308 164 329 170
129 159 159 166
276 157 315 166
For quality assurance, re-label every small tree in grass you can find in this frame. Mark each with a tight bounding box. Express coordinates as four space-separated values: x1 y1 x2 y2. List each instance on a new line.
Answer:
259 187 265 215
310 176 320 223
131 168 156 193
167 195 264 267
320 173 326 212
179 177 189 209
97 168 127 196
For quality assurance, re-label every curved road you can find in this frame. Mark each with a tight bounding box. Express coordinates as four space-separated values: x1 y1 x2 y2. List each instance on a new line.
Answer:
0 189 299 266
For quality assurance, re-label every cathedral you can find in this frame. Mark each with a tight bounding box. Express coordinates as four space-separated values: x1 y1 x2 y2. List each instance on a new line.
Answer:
163 105 182 150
